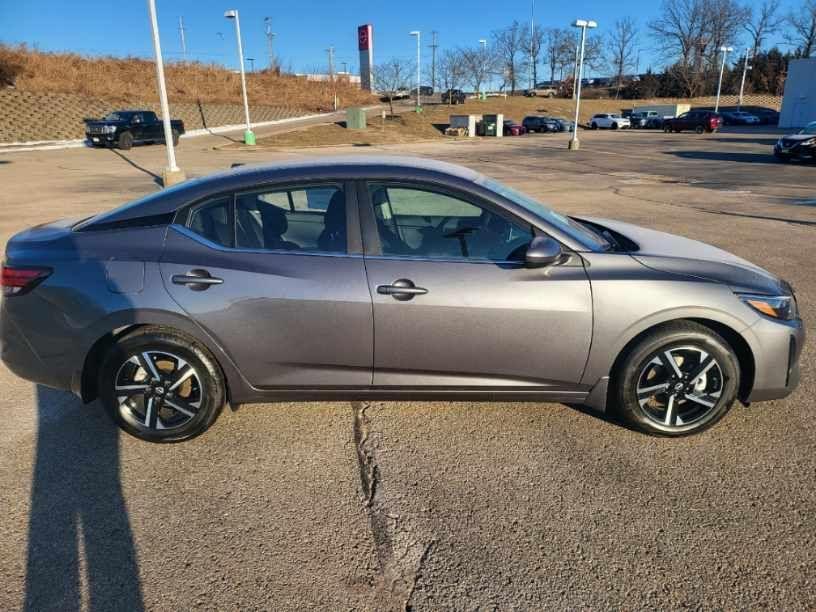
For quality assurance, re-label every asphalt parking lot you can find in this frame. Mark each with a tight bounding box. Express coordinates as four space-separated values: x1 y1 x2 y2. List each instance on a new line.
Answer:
1 126 814 610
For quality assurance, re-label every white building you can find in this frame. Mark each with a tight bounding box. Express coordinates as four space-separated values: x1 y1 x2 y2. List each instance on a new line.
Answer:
779 58 816 128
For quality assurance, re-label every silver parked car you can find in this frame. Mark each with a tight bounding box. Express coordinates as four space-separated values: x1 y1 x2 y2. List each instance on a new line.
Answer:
1 156 804 442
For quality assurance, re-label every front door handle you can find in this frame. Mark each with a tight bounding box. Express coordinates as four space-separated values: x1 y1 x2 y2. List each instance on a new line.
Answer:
377 278 428 301
172 269 223 291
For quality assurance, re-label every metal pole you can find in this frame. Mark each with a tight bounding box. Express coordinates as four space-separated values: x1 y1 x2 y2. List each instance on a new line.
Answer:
714 46 731 113
146 0 184 184
569 24 587 150
265 18 274 70
529 0 535 89
738 47 750 110
226 10 254 144
417 32 421 110
572 39 580 99
430 31 438 92
178 16 187 62
480 39 487 99
327 46 337 111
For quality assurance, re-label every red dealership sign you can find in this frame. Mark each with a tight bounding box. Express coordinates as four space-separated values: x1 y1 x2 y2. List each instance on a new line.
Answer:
358 24 371 51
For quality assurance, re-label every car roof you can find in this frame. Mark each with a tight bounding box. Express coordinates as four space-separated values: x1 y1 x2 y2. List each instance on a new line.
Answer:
82 155 485 226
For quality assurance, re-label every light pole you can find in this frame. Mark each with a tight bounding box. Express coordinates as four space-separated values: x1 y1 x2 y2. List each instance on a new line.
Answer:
178 16 187 62
715 45 733 113
146 0 185 186
738 47 751 111
479 38 487 99
529 0 535 90
410 31 421 111
568 19 597 151
225 9 255 145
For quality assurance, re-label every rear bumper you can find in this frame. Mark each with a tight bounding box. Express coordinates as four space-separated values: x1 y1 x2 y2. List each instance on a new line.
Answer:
745 316 806 403
1 305 74 392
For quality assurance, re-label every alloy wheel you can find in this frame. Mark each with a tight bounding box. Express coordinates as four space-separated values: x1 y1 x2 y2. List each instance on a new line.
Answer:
114 350 203 432
635 345 725 429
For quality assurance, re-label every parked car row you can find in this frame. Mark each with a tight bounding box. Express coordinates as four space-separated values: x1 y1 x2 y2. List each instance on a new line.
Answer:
522 115 575 133
663 110 722 134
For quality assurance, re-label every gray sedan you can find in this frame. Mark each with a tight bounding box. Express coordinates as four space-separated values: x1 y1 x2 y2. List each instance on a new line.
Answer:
1 156 804 442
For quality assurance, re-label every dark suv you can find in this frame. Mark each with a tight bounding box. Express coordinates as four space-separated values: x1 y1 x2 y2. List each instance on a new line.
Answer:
663 111 721 134
522 116 558 133
441 89 467 104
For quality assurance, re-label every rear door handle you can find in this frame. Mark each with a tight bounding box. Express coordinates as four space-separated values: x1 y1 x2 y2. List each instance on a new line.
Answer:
377 278 427 301
172 269 223 291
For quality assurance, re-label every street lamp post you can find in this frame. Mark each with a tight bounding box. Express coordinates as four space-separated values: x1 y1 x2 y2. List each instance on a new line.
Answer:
146 0 185 186
715 46 733 113
568 19 597 151
225 9 255 145
738 47 751 111
479 38 487 100
410 31 421 111
529 0 535 90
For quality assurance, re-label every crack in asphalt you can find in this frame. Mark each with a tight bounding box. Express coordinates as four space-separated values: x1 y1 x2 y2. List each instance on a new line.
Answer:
352 401 434 611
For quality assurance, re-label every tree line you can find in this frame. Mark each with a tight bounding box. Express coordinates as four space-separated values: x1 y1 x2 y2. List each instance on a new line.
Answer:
375 0 815 100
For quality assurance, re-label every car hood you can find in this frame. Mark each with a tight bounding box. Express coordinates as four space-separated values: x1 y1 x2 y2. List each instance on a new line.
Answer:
780 134 815 142
84 119 127 127
579 216 787 295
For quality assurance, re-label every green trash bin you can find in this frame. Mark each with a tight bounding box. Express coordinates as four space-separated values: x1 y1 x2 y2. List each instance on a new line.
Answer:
346 107 367 130
483 114 498 137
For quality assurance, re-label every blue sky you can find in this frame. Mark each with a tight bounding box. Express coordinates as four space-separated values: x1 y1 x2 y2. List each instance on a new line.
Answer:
0 0 799 77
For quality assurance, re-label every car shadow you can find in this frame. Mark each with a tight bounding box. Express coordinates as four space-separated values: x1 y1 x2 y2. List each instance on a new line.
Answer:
24 386 145 611
664 150 779 164
708 136 780 146
108 148 163 187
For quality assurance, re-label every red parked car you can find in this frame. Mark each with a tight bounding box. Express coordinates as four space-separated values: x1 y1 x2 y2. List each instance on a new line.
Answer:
503 120 527 136
663 110 721 134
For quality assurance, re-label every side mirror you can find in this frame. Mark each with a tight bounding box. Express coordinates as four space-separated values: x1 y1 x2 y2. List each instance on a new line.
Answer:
525 236 563 268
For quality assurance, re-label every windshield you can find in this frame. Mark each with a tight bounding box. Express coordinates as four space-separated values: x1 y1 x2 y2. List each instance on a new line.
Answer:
477 177 609 250
103 112 133 121
800 123 816 135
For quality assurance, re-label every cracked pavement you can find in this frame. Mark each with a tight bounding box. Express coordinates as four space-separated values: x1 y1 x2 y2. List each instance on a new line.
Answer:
1 126 815 610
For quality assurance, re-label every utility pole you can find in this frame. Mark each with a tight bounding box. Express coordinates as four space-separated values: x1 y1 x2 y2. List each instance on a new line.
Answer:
430 31 439 92
410 31 421 111
479 38 487 99
327 46 337 110
247 57 255 72
341 61 348 74
178 16 187 62
738 47 751 111
147 0 185 185
264 17 276 70
529 0 535 89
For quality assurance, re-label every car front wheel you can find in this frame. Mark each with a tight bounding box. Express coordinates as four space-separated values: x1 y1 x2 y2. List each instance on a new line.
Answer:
614 322 740 436
99 327 226 443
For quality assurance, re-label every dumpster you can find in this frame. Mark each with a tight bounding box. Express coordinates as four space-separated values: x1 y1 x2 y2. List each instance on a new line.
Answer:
482 113 504 137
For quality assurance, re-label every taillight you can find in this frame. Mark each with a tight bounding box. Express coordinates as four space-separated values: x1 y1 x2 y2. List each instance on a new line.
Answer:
1 265 51 296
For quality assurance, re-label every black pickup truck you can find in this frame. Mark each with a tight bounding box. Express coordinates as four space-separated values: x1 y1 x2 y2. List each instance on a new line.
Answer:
84 110 185 150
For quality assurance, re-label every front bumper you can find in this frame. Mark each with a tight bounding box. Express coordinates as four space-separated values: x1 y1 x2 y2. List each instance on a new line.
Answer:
745 315 806 403
774 143 815 160
85 132 116 146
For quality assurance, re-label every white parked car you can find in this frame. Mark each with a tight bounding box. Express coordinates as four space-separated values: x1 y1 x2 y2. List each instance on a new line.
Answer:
590 113 631 130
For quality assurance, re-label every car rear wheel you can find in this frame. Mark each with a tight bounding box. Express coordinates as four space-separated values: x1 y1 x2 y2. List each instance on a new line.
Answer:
695 125 705 135
614 322 740 436
99 327 226 443
118 131 134 150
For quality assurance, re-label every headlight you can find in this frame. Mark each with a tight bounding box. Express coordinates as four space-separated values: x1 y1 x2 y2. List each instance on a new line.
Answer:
103 125 117 134
802 138 816 146
738 293 799 320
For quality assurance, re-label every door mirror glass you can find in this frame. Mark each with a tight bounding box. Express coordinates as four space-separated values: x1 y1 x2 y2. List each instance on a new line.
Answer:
525 235 563 267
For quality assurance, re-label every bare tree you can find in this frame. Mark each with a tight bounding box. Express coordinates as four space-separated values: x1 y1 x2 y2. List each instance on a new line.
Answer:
649 0 748 97
522 24 547 86
543 28 574 83
744 0 783 55
437 49 467 102
607 18 639 97
492 21 526 93
372 58 413 116
786 0 816 57
460 45 495 94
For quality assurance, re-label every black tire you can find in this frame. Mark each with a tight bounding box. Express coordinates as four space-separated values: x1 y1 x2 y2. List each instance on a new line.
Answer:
171 130 180 146
663 125 671 133
591 122 598 130
613 321 740 437
98 326 226 443
612 122 619 130
695 124 705 135
118 131 134 150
